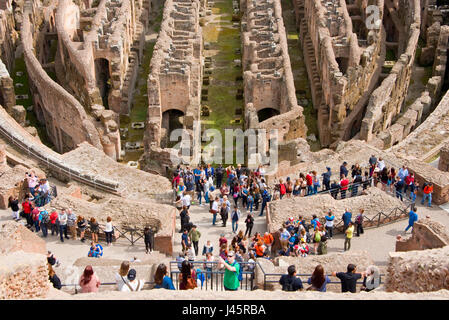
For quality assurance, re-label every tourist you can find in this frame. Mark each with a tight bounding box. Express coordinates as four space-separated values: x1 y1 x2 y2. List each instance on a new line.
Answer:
154 263 175 290
47 251 60 267
344 222 354 251
279 265 303 291
32 206 40 233
39 206 49 237
325 210 335 239
307 265 331 292
404 173 415 196
244 213 254 237
58 209 68 242
330 180 340 199
49 208 59 236
220 183 230 198
121 269 144 292
342 208 352 231
246 192 254 213
202 240 213 255
263 232 274 254
175 195 183 212
215 164 224 188
176 252 186 272
317 231 328 255
189 225 201 256
340 174 349 199
22 197 33 227
369 155 377 167
258 189 270 216
180 205 190 232
332 264 366 293
355 209 364 237
340 161 349 177
231 205 241 233
115 261 130 291
421 182 433 207
405 206 418 233
182 192 192 209
179 260 197 290
89 217 100 243
26 171 39 196
205 163 214 181
67 209 77 240
79 266 101 293
88 241 103 258
394 176 405 201
47 263 61 290
144 227 154 254
186 244 196 262
305 171 313 195
285 177 293 198
76 215 87 242
104 216 114 246
352 171 362 196
8 196 20 221
204 252 215 279
219 233 228 248
411 188 418 204
219 243 228 260
219 250 240 291
220 201 230 227
196 177 204 206
181 229 190 253
321 167 332 191
210 197 219 226
398 165 409 182
312 171 320 194
361 265 381 292
254 240 266 258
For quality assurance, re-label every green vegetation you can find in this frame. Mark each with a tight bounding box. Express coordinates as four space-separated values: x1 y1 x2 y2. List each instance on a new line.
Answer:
386 48 397 61
421 66 433 86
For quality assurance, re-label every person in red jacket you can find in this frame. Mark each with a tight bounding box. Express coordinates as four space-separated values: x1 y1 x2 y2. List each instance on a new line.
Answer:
421 183 433 207
279 178 286 199
22 198 33 227
306 172 313 195
49 209 59 236
340 175 349 199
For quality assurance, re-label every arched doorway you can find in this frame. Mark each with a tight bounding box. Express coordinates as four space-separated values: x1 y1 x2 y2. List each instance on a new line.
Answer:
257 108 280 122
94 58 111 109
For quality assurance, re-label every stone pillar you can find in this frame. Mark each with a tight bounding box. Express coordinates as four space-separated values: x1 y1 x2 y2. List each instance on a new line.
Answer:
438 142 449 172
0 143 7 167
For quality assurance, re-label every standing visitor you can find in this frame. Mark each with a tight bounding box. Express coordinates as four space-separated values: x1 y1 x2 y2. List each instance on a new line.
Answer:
79 266 101 293
220 201 230 227
421 182 433 207
89 217 100 243
58 209 68 242
231 206 241 233
180 205 190 232
342 209 352 232
322 167 332 191
210 197 219 226
181 229 190 253
77 215 87 242
104 216 114 246
219 251 240 291
202 240 214 255
188 225 201 256
49 209 59 236
339 175 349 199
8 196 20 221
405 207 418 233
344 222 354 251
394 176 405 201
144 227 154 254
325 210 335 239
22 197 33 227
244 213 254 237
259 189 270 216
39 207 49 238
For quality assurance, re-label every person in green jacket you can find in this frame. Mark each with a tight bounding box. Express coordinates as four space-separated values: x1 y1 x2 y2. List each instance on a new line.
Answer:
188 225 201 256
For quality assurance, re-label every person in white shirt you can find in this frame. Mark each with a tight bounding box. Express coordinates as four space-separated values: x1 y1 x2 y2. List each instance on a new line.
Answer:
377 157 385 171
187 245 196 262
182 193 191 209
211 197 219 225
120 269 144 292
115 261 130 291
58 209 68 242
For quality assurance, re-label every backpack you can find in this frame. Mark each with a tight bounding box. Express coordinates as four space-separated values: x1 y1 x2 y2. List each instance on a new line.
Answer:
32 210 40 221
41 212 49 224
232 261 243 282
314 231 321 242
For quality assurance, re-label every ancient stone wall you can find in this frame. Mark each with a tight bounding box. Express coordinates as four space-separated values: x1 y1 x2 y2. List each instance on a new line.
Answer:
143 0 202 171
295 0 384 147
0 4 19 72
438 142 449 172
386 246 449 292
396 218 449 252
0 59 16 113
360 0 421 146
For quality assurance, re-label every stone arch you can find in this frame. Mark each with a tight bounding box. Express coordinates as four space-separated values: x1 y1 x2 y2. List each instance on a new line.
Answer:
257 107 280 122
162 109 184 134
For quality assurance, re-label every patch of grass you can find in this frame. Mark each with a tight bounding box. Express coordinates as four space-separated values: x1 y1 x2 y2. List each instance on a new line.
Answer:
386 49 397 61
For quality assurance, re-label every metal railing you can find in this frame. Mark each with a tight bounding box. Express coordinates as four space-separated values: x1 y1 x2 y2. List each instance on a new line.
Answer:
256 261 384 291
0 116 123 195
169 261 255 291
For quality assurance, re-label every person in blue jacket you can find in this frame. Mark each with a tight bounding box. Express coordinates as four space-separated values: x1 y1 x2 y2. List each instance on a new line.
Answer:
405 207 418 233
342 209 352 232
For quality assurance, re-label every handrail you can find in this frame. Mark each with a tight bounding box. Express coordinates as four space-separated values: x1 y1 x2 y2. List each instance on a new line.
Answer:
60 281 155 294
0 116 122 195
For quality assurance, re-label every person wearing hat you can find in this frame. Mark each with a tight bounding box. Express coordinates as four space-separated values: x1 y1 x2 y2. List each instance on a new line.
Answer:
120 269 145 292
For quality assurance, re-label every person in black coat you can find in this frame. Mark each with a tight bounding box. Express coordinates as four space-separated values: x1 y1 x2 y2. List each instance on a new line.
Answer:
8 196 20 221
144 227 154 254
244 214 254 237
48 263 62 290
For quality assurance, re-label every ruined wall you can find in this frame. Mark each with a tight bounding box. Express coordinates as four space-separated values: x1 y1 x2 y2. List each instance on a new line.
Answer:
143 0 202 170
295 0 384 147
386 246 449 293
0 59 16 113
360 0 421 145
0 4 19 72
241 0 307 146
396 218 449 252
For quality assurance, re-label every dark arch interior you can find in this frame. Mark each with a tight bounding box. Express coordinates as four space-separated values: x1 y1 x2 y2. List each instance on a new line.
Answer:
94 58 111 109
257 108 280 122
162 109 184 133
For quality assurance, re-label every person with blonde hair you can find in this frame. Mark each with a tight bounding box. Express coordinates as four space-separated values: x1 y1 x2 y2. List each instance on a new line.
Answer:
115 261 130 291
361 265 381 292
